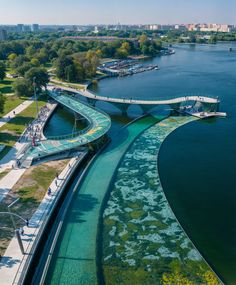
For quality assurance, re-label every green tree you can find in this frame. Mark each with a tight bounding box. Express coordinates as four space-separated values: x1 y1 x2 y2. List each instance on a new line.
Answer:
15 62 33 76
30 58 40 67
13 78 33 97
0 62 6 80
25 67 49 90
65 64 77 82
0 92 5 113
11 55 28 70
7 53 17 61
55 55 73 80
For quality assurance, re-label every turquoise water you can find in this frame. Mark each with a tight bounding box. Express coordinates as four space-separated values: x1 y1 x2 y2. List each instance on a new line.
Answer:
36 43 235 284
44 116 160 285
93 43 236 284
102 115 221 285
44 106 87 137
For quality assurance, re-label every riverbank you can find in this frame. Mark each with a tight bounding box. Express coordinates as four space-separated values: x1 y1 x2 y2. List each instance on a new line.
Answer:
0 153 86 285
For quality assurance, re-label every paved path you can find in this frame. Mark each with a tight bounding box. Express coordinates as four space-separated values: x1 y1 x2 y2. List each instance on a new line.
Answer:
0 98 35 172
0 153 86 285
0 168 26 202
0 99 34 129
0 103 58 201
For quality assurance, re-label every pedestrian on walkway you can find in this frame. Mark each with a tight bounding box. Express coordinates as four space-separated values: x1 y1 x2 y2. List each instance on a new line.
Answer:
56 172 59 179
26 219 29 227
48 187 51 195
20 228 24 235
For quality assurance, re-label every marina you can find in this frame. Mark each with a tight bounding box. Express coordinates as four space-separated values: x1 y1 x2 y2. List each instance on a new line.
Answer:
98 59 159 77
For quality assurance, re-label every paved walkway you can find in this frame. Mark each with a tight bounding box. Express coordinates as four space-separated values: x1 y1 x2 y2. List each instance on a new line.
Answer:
0 103 57 201
0 153 86 285
50 83 219 105
0 99 34 129
0 169 26 202
0 98 35 172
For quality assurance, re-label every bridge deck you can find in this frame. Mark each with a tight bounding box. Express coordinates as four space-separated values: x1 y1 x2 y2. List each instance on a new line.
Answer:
19 91 111 164
51 84 219 105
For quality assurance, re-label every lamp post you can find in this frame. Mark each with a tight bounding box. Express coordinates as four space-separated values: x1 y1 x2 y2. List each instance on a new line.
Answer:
33 76 39 117
7 198 19 230
0 208 28 255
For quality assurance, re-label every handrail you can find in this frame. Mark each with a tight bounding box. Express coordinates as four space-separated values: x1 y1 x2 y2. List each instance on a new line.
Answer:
51 84 219 105
44 125 91 141
49 90 111 119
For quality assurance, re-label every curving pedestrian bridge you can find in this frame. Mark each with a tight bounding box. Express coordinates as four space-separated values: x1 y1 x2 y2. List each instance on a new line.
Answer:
18 91 111 167
51 83 219 105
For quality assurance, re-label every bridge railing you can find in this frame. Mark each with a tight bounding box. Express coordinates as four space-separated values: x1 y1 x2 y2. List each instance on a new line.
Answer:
44 125 92 141
71 88 220 104
49 90 111 119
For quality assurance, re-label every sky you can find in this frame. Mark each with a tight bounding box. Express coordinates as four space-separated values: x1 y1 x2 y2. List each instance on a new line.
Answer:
0 0 236 25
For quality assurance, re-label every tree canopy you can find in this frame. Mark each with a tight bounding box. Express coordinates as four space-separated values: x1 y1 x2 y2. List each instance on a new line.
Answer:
25 67 49 90
0 92 5 113
13 78 33 97
0 62 6 81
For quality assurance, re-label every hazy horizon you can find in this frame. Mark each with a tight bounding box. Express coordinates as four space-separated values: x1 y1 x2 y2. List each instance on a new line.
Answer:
0 0 236 25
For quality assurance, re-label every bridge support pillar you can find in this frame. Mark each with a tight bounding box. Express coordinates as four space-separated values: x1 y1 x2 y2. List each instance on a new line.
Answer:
87 98 97 107
113 103 129 115
168 103 181 112
139 104 154 114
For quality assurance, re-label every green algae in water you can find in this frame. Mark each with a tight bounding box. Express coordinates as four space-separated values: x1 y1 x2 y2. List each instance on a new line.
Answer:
102 116 221 285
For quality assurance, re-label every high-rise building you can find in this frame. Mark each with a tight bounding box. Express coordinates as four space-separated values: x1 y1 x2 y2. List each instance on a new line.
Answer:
0 29 7 41
23 25 31 32
31 24 39 32
17 24 24 33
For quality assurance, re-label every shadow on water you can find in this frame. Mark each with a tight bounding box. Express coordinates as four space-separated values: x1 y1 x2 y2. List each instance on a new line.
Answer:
68 194 99 224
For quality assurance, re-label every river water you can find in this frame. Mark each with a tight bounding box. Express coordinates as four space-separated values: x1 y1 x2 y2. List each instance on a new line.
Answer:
91 43 236 284
44 43 236 284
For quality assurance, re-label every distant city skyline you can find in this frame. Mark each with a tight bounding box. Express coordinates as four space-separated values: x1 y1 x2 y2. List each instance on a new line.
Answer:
1 0 236 25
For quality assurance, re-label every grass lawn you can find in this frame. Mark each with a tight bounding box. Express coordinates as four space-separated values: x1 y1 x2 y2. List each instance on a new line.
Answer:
50 78 85 90
0 78 15 95
1 95 28 116
0 169 11 179
0 77 29 117
0 95 48 160
0 159 69 257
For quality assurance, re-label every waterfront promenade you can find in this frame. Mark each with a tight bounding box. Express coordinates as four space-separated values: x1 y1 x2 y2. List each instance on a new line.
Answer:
0 153 86 285
0 102 57 201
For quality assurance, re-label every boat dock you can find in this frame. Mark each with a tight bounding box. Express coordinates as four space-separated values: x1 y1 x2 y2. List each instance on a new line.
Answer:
186 111 227 119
